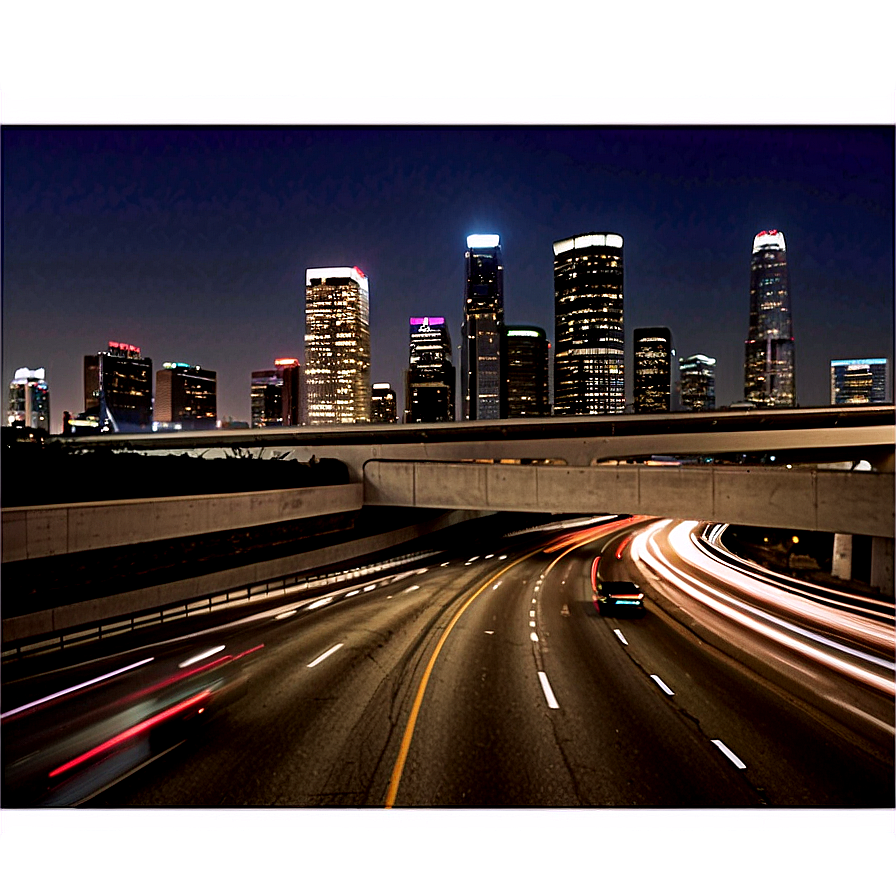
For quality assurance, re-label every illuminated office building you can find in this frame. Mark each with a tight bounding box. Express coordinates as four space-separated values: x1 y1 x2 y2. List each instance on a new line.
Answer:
154 362 217 430
679 354 716 411
406 316 454 423
553 232 625 415
744 230 796 406
251 368 284 427
461 234 504 420
305 266 371 424
830 358 889 405
8 367 50 431
84 341 153 432
371 383 397 423
634 327 674 413
501 326 549 417
276 358 304 425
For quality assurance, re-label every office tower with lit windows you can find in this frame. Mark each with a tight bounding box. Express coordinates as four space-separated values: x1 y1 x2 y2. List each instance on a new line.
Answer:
830 358 890 405
251 368 284 427
679 354 716 411
154 362 217 430
84 341 153 432
553 232 625 415
8 367 50 431
305 266 371 424
634 327 674 413
405 316 454 423
461 234 504 420
501 326 549 417
276 358 304 425
744 230 796 407
371 383 397 423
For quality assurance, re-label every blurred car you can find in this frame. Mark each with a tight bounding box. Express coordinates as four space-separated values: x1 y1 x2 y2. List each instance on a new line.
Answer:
593 580 645 616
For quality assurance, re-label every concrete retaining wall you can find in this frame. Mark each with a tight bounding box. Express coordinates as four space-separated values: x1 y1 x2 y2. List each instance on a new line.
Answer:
363 461 895 539
2 483 363 563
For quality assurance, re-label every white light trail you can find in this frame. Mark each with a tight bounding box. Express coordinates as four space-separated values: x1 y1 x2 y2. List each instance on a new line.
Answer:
275 610 297 620
307 643 343 668
1 656 155 719
712 739 747 769
178 645 225 668
403 585 421 593
538 671 560 709
363 584 376 592
493 581 502 590
651 675 674 696
306 596 334 610
614 629 629 645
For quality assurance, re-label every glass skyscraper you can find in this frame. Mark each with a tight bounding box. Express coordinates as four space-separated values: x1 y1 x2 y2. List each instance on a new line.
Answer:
679 354 716 411
744 230 796 407
8 367 50 431
83 342 153 433
155 362 217 430
406 316 454 423
371 383 397 423
553 232 625 415
501 326 549 417
830 358 890 405
305 266 371 425
633 327 674 413
461 234 504 420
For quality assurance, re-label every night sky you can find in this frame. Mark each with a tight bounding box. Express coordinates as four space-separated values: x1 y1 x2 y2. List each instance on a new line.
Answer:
2 125 893 430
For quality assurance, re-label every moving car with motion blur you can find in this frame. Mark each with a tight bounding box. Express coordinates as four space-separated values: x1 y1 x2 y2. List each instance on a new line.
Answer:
593 580 646 616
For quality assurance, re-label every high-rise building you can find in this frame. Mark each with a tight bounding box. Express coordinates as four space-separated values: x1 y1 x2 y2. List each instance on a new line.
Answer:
406 316 455 423
84 341 153 432
461 234 504 420
744 230 796 407
553 232 625 415
830 358 890 405
371 383 397 423
154 362 217 430
633 327 674 413
275 358 305 425
679 354 716 411
251 368 283 427
305 266 371 424
8 367 50 431
501 326 549 417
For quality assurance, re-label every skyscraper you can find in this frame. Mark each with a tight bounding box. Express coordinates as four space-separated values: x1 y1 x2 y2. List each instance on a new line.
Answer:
744 230 796 407
501 326 549 417
8 367 50 431
371 383 397 423
305 267 370 425
679 354 716 411
84 341 153 432
251 368 284 427
405 316 454 423
275 358 305 425
155 362 217 430
633 327 674 413
553 232 625 415
461 234 504 420
830 358 890 405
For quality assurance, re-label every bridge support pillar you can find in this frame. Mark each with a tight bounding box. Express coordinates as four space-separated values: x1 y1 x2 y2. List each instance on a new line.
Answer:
831 533 853 581
870 536 894 598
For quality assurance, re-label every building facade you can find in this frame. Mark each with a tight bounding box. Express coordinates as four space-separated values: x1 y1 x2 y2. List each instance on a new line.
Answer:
276 358 304 425
371 383 398 423
8 367 50 431
633 327 674 413
305 266 371 424
501 326 550 417
251 368 284 427
405 316 454 423
154 362 217 430
553 232 625 415
461 234 504 420
84 341 153 432
830 358 890 405
679 354 716 411
744 230 796 407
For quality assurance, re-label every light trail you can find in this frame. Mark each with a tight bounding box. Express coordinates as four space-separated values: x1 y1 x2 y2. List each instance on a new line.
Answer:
307 643 343 668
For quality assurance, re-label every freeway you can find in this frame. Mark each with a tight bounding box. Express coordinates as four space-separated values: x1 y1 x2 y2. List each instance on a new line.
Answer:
2 514 892 808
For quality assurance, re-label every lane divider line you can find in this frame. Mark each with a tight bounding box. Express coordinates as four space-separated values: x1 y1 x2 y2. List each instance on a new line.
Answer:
537 671 560 709
307 643 343 668
711 739 747 769
614 629 629 645
650 674 674 696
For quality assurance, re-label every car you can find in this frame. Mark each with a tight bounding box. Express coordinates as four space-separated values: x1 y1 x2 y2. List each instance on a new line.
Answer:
593 580 645 616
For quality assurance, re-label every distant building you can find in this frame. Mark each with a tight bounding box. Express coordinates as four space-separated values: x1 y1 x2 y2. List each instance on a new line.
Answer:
461 234 504 420
744 230 796 407
8 367 50 431
633 327 674 413
405 316 454 423
251 359 306 427
553 232 625 415
830 358 889 405
501 326 549 417
305 266 371 424
154 362 217 430
371 383 397 423
84 341 153 432
679 354 717 411
276 358 305 425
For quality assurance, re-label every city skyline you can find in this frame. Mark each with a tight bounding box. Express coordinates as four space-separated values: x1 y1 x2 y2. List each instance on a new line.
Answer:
2 126 893 431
